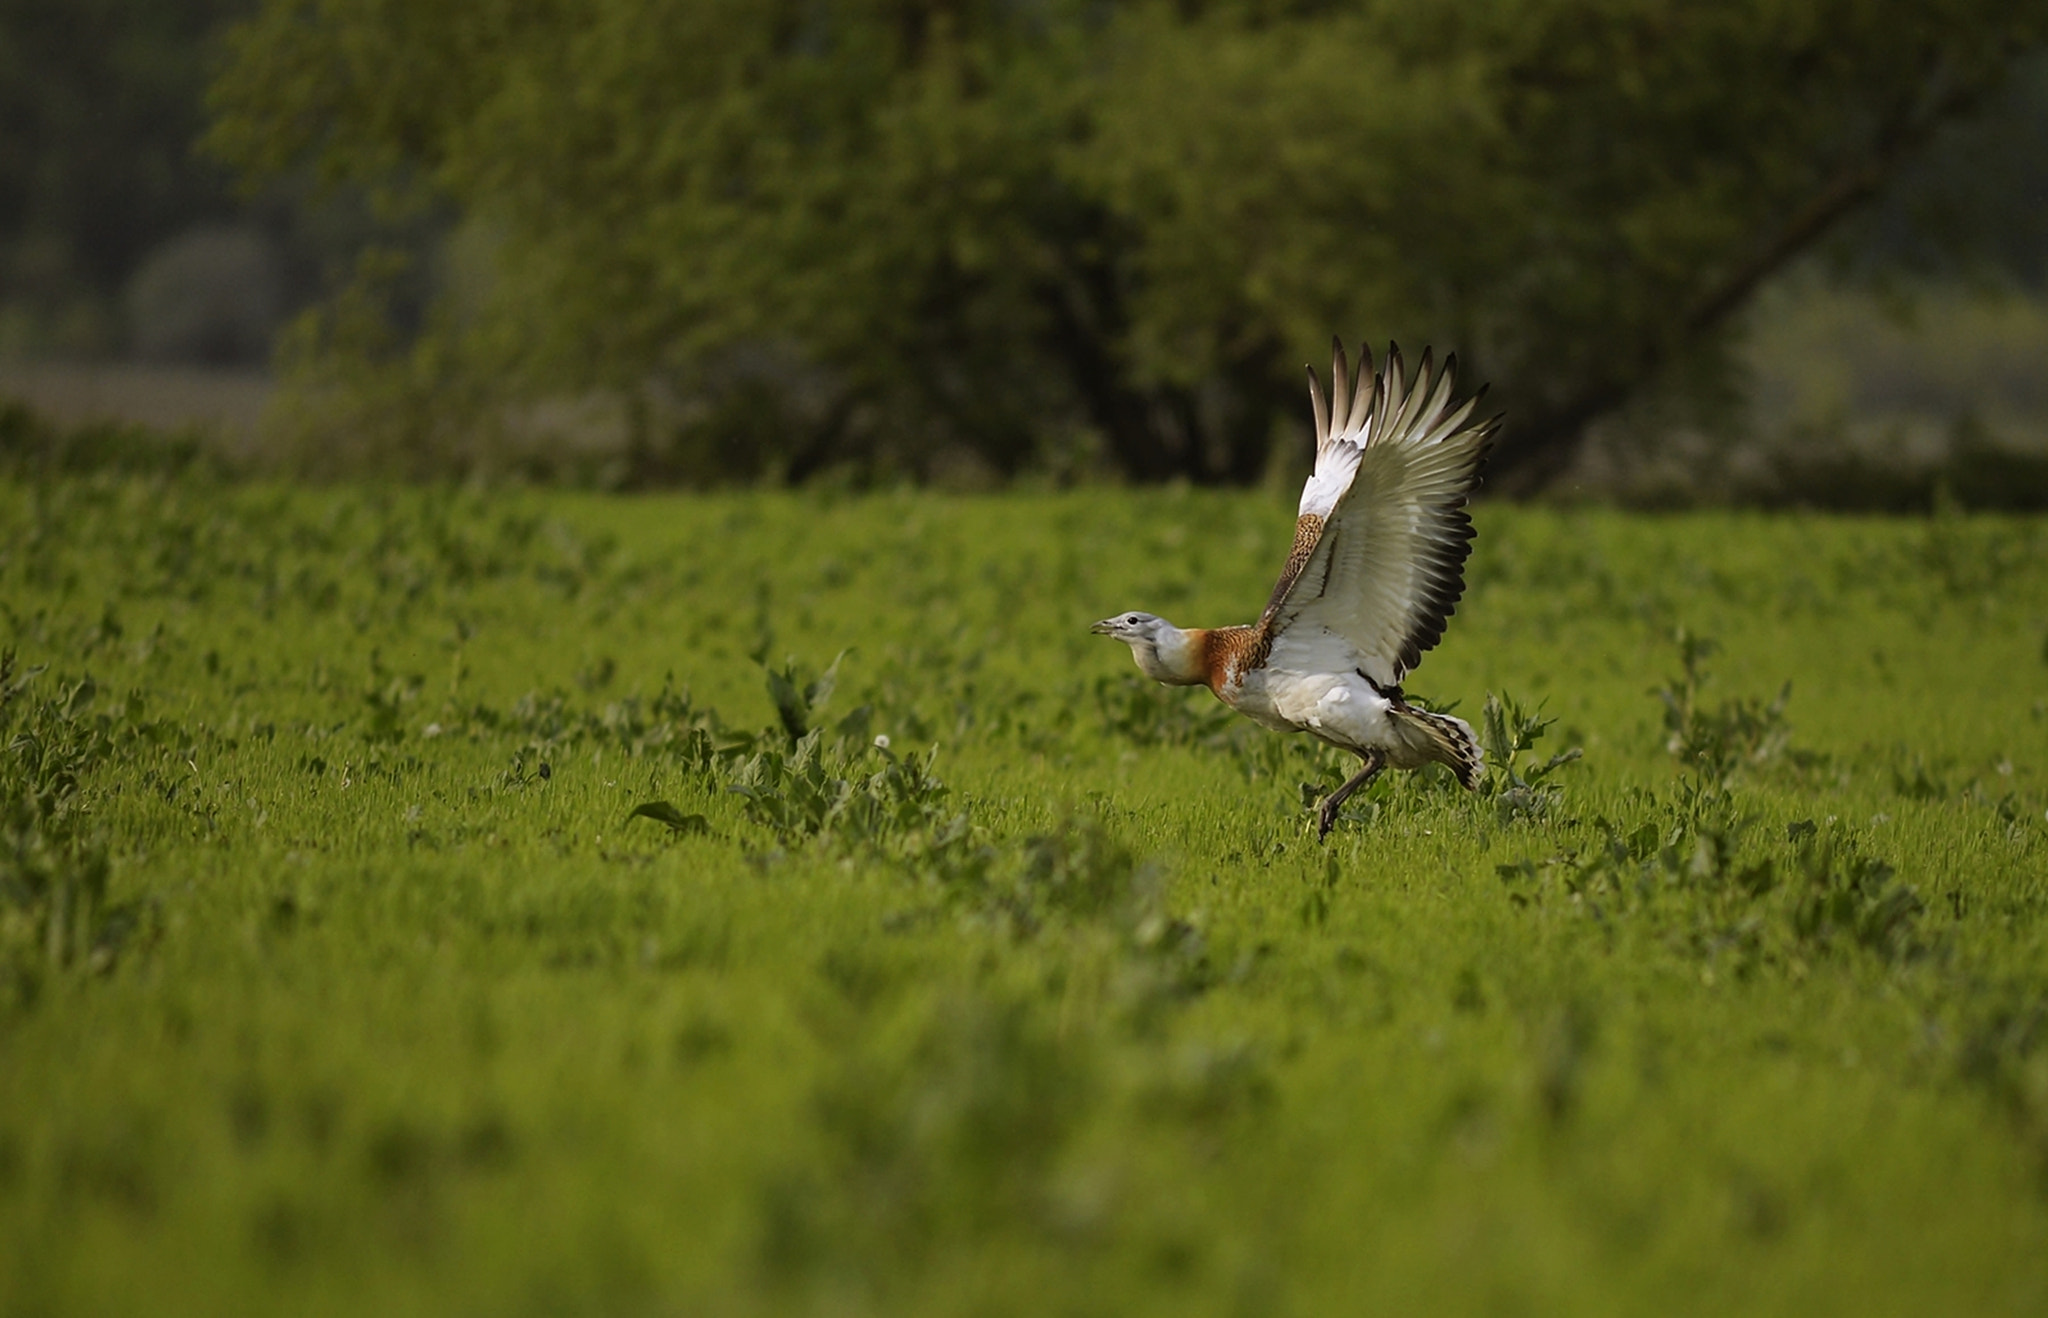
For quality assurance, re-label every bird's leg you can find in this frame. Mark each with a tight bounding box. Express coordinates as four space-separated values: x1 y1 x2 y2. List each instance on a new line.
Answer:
1318 749 1387 841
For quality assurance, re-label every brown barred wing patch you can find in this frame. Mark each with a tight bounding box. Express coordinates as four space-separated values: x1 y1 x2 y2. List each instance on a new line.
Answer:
1259 513 1325 626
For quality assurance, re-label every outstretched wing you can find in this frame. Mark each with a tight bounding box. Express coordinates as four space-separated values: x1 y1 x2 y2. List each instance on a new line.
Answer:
1260 339 1499 687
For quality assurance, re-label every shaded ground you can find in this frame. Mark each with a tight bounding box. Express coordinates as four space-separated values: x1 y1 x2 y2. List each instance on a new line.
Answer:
0 360 272 456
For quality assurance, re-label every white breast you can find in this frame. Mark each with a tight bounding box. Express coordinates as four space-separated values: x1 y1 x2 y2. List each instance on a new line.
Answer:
1219 667 1297 734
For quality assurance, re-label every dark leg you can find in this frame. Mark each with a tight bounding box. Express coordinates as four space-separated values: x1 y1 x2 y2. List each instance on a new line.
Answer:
1318 749 1386 841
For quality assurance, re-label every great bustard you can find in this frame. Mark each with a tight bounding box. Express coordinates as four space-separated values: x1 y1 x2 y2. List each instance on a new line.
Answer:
1093 340 1499 839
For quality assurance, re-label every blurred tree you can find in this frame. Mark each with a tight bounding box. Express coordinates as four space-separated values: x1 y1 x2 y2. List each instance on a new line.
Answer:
1833 54 2048 288
0 0 251 353
207 0 2048 488
0 0 419 365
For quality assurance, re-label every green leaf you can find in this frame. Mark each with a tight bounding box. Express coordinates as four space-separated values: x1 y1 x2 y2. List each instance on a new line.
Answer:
765 663 807 741
806 650 847 713
627 801 709 834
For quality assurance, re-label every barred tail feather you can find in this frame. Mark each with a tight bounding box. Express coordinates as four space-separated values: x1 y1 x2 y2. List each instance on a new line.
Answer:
1395 707 1484 790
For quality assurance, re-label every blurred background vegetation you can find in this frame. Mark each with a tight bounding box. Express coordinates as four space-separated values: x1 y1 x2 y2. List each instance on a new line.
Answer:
4 0 2046 503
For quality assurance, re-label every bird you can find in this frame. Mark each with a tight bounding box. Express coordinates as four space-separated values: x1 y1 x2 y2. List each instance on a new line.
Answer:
1093 339 1499 840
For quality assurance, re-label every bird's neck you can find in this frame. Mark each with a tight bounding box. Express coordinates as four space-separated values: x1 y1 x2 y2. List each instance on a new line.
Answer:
1138 624 1210 686
1198 625 1267 693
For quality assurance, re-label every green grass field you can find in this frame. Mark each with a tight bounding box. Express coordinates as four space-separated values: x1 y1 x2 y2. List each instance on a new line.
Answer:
3 473 2046 1315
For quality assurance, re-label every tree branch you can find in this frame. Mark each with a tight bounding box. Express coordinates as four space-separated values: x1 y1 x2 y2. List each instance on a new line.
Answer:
1486 62 2007 496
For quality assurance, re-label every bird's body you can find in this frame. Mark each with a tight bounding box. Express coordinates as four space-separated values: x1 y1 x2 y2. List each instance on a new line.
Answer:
1094 340 1498 838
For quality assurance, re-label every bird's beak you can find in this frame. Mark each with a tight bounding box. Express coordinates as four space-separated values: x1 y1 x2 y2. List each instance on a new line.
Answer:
1090 618 1115 635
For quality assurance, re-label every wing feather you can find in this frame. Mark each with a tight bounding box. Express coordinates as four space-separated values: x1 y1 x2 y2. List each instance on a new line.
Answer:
1328 338 1354 436
1378 343 1408 434
1390 346 1435 439
1411 391 1478 450
1267 342 1498 685
1349 341 1376 433
1412 355 1457 439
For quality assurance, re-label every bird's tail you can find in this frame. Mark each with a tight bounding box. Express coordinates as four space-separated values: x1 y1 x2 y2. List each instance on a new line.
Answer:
1392 706 1484 790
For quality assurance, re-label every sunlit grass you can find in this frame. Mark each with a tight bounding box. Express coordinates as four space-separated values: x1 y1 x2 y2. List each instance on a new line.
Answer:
2 476 2046 1314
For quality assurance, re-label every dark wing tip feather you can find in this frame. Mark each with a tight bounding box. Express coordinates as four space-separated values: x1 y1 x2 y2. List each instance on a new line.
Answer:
1349 339 1374 432
1306 363 1329 446
1386 401 1495 678
1330 338 1354 435
1377 341 1407 436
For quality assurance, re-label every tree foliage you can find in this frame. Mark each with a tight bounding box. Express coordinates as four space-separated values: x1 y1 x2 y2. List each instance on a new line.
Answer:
207 0 2048 487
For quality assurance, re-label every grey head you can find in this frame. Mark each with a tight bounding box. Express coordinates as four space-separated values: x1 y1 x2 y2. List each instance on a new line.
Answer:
1090 611 1204 686
1090 610 1169 644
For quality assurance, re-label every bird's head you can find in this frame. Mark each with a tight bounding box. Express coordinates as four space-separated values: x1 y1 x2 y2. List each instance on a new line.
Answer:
1090 610 1169 644
1091 611 1206 685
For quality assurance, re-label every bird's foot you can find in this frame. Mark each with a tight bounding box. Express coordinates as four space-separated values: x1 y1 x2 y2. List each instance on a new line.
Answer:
1317 797 1342 842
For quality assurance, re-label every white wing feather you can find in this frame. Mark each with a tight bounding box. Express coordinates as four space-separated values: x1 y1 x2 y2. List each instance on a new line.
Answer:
1272 342 1497 687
